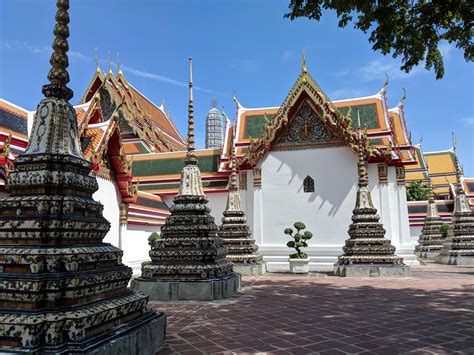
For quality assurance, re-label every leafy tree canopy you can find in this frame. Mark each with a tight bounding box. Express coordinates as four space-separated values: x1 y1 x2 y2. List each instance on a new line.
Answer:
406 180 429 201
285 0 473 79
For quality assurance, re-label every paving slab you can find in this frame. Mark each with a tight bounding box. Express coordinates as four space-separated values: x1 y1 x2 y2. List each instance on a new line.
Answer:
152 264 473 354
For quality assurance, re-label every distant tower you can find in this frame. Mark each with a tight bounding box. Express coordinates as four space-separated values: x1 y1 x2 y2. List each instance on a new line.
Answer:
205 98 224 149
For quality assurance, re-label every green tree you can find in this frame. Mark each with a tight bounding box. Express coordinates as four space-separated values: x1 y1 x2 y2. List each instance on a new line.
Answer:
406 180 429 201
284 222 313 259
439 224 450 238
285 1 473 79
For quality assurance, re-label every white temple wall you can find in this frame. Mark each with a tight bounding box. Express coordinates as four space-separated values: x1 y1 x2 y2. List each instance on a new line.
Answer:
206 193 228 225
94 176 121 248
247 146 416 271
255 146 357 270
122 224 158 274
410 225 422 239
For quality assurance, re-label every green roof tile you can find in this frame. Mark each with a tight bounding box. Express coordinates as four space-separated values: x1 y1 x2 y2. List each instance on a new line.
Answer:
244 114 276 138
133 153 220 177
338 104 379 129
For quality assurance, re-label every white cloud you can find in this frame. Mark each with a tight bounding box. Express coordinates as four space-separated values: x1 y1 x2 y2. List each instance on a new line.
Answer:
228 59 258 73
282 49 295 63
328 88 366 100
1 40 224 95
460 117 474 126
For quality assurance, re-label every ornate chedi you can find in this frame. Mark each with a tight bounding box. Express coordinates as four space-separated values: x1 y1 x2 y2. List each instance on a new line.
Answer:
131 58 240 301
414 179 444 260
218 140 264 275
334 128 411 277
436 145 474 265
0 1 165 353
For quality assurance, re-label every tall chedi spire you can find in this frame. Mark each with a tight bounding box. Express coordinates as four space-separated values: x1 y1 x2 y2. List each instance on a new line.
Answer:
132 58 239 301
334 112 411 277
205 97 224 149
436 135 474 265
0 1 165 353
218 132 265 275
414 158 445 260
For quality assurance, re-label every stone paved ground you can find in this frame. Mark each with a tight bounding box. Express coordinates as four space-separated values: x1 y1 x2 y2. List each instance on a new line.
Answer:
151 264 474 354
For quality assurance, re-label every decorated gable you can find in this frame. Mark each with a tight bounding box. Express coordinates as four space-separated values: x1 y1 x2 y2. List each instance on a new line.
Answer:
275 99 344 149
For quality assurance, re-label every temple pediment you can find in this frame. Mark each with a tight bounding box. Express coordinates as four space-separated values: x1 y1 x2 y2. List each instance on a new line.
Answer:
273 99 345 150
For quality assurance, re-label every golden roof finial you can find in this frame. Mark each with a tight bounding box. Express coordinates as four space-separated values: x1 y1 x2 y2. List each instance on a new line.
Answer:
185 57 197 165
400 88 407 106
107 51 112 75
382 73 389 92
302 48 307 73
229 132 239 192
94 48 100 73
42 0 73 100
452 132 462 187
116 52 123 76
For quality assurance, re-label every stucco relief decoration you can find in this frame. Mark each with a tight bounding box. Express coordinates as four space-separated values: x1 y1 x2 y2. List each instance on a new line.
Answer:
239 171 247 191
99 86 116 121
278 101 339 148
396 166 406 185
253 167 262 188
378 164 388 184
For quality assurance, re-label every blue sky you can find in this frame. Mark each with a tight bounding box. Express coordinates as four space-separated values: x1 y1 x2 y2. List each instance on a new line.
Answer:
1 0 473 175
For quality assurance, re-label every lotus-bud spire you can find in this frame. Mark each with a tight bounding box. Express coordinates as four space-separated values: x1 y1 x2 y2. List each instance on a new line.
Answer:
42 0 73 100
185 57 197 165
301 48 307 73
229 134 239 192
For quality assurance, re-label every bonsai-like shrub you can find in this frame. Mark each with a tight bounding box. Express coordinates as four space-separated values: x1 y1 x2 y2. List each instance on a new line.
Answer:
284 222 313 259
148 231 160 247
439 224 449 238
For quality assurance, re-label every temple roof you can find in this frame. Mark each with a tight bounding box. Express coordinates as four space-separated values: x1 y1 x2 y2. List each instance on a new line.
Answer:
127 191 170 226
131 149 228 196
0 99 29 139
229 58 414 168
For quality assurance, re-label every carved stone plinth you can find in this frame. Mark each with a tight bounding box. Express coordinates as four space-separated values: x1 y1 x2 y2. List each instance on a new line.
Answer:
334 264 411 277
233 263 266 276
0 2 165 352
131 273 240 301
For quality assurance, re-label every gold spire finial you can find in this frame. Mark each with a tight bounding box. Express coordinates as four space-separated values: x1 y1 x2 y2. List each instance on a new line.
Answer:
400 88 407 106
94 48 100 73
229 131 239 192
301 48 307 73
107 51 112 75
42 0 73 100
116 52 122 75
185 57 197 165
382 73 389 91
452 132 463 188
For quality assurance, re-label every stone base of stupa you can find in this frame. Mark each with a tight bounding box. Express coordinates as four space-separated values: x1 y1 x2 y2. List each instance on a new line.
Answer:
233 262 266 276
415 249 442 260
0 310 166 355
333 264 412 278
435 255 474 265
131 273 241 301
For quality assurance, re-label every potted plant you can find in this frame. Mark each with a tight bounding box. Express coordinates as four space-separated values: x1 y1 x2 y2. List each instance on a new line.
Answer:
284 222 313 273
